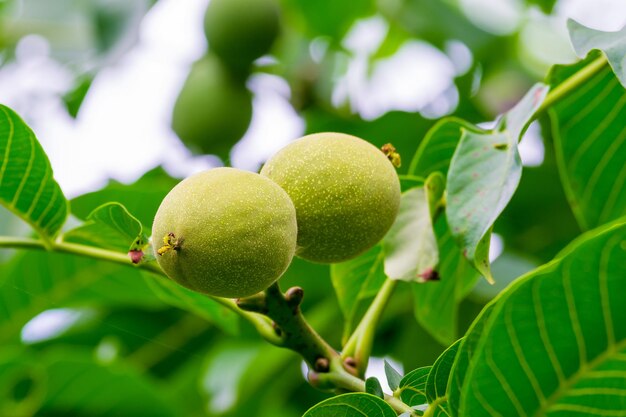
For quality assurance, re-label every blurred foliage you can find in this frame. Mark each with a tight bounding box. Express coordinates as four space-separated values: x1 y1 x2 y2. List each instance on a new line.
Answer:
1 0 623 416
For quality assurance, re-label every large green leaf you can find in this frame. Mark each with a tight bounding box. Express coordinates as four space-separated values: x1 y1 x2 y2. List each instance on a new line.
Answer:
548 54 626 230
454 218 626 416
446 84 549 281
331 244 386 340
0 251 166 344
398 366 431 407
568 19 626 87
0 104 69 244
63 202 148 254
302 393 396 417
424 339 461 416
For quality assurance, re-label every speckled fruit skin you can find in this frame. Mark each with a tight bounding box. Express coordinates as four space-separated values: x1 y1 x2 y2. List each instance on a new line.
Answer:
204 0 280 74
260 132 401 263
152 168 297 298
171 55 252 159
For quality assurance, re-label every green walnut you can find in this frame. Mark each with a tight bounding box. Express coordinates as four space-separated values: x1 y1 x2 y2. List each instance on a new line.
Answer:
261 132 401 263
204 0 280 74
171 55 252 160
152 167 297 298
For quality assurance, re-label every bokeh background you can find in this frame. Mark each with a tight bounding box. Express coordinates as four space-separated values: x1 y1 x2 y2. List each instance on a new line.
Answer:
0 0 625 416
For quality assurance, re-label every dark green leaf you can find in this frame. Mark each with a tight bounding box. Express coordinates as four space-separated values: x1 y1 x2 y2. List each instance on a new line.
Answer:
0 251 166 343
384 359 403 391
70 166 178 227
568 19 626 87
63 74 93 118
0 348 46 417
398 366 431 407
411 216 480 346
446 84 549 281
331 244 386 339
366 377 384 399
40 348 178 416
0 104 69 243
143 273 240 336
526 0 557 13
408 118 478 178
548 54 626 230
92 0 149 56
302 393 396 417
425 339 461 411
286 0 374 41
447 303 496 416
455 218 626 416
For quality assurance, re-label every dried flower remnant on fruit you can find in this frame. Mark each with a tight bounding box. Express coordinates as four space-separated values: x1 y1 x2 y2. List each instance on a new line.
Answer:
381 143 401 168
157 232 181 256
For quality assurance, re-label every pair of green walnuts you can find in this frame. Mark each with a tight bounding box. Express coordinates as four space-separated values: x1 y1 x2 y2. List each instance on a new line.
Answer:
153 133 401 298
171 0 280 159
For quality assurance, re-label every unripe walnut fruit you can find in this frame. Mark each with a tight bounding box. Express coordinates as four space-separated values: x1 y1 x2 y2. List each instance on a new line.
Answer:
261 132 401 263
152 168 297 298
171 55 252 159
204 0 280 74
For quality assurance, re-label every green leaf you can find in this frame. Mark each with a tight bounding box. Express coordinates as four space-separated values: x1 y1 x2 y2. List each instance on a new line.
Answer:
568 19 626 87
399 163 480 344
63 74 93 118
446 84 549 282
0 251 166 343
0 104 69 244
398 366 431 407
384 359 403 391
366 377 384 399
526 0 557 13
92 0 148 55
408 117 478 178
384 183 439 282
70 166 178 227
286 0 374 41
331 244 386 339
455 218 626 416
143 273 240 336
425 339 461 414
412 216 480 346
63 202 148 254
548 54 626 230
447 303 496 416
40 348 178 416
302 393 396 417
0 348 46 417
